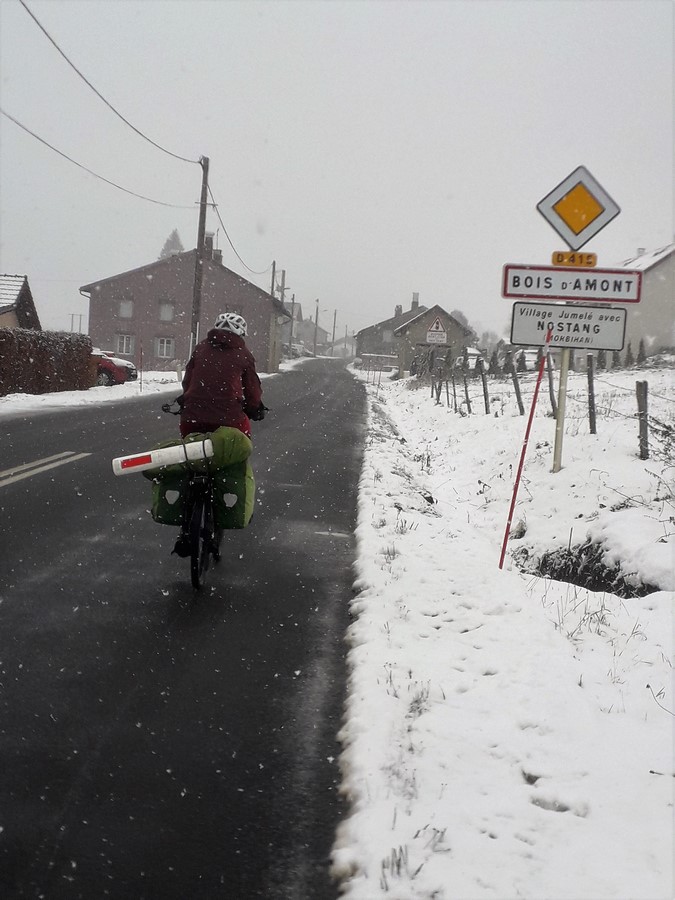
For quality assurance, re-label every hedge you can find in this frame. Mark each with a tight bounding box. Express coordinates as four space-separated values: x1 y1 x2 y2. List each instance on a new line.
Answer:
0 328 94 397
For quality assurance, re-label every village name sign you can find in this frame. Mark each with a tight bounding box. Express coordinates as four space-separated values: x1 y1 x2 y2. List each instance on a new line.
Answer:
503 265 641 304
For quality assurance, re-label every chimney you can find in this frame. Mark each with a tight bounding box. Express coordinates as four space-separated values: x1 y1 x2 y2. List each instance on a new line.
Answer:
205 232 215 256
411 292 419 310
637 247 646 256
213 248 223 265
394 304 403 318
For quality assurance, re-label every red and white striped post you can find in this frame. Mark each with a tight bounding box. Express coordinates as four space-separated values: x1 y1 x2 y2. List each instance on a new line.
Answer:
498 328 552 569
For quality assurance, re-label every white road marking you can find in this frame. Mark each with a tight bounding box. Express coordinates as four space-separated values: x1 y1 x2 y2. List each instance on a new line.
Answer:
0 451 77 479
0 452 92 488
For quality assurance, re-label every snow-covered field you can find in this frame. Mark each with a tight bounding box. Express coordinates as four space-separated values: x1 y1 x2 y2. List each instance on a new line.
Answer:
1 361 672 898
333 364 674 899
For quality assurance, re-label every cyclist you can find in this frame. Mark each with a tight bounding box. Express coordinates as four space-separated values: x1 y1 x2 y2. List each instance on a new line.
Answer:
171 312 265 557
178 312 266 437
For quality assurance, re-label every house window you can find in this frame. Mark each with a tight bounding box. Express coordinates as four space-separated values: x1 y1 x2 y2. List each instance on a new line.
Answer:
156 337 175 359
382 329 393 344
117 334 134 355
119 299 134 318
159 301 174 322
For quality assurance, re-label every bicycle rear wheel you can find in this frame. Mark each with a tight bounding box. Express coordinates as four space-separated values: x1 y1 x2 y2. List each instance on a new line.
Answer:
188 492 212 590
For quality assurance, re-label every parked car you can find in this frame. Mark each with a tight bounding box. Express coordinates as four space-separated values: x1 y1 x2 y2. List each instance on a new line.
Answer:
92 348 138 386
454 349 487 371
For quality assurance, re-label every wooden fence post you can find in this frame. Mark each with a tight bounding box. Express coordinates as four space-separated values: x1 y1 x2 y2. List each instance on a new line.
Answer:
479 358 490 414
511 369 525 416
451 372 458 412
463 373 472 414
587 353 597 435
636 380 649 460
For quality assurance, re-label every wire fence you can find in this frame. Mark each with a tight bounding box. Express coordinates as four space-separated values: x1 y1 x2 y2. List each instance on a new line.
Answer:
413 362 674 464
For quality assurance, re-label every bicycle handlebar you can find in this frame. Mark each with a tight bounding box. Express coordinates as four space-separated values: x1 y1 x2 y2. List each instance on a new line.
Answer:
161 398 269 419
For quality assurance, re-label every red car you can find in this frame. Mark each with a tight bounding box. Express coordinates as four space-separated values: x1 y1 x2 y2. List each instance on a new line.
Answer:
92 349 138 386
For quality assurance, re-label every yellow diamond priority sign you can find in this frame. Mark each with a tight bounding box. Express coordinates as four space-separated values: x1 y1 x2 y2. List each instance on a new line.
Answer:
537 166 620 251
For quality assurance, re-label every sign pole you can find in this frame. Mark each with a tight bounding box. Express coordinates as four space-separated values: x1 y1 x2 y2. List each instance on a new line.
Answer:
552 347 570 473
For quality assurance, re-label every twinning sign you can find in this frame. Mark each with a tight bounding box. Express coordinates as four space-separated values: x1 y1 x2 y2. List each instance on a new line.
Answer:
510 301 626 351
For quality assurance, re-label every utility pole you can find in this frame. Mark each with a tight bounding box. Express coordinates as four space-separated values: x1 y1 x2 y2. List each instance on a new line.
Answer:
290 293 296 341
344 324 348 358
190 155 210 356
331 309 337 356
313 299 319 358
279 270 286 305
270 260 276 298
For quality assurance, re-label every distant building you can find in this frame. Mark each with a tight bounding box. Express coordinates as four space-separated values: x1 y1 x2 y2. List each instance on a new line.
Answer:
356 294 428 359
618 243 675 354
81 242 289 372
0 275 42 330
280 299 329 354
393 304 473 372
356 293 472 373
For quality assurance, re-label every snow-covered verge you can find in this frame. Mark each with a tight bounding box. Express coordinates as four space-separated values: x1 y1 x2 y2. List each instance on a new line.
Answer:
0 364 286 415
333 366 674 900
0 370 181 412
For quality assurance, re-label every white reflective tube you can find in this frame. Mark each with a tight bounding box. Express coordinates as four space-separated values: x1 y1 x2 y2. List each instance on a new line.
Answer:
112 439 214 476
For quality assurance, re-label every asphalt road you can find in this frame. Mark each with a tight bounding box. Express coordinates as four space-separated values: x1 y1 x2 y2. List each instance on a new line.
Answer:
0 358 366 899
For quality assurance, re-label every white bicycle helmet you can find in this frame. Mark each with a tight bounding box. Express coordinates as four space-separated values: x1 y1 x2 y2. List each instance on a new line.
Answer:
214 312 247 336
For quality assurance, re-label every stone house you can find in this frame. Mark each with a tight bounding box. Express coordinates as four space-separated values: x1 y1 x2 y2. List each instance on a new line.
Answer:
356 294 472 373
618 243 674 354
356 294 428 360
80 244 289 372
0 275 42 329
393 305 474 373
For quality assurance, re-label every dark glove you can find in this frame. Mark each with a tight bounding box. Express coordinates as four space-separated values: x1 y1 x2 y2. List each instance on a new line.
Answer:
161 395 184 415
246 402 268 421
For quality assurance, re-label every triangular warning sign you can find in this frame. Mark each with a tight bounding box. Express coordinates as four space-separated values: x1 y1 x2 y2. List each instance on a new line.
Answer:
430 317 445 332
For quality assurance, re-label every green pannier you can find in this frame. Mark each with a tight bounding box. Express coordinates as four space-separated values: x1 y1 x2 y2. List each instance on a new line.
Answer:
150 470 188 526
212 460 256 529
143 426 255 529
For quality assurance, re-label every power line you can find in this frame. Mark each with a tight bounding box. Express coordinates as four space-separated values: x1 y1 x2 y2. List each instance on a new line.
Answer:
208 185 272 276
18 0 199 166
0 108 194 209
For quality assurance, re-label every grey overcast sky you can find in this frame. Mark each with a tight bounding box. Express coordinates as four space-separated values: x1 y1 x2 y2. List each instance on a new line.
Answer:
0 0 672 340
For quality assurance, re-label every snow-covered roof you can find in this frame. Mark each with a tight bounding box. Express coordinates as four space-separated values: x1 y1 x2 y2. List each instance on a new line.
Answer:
393 304 473 336
0 274 27 307
358 305 428 336
617 242 675 271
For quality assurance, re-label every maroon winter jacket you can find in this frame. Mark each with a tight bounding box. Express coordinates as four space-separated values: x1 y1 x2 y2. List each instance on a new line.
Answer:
179 329 263 437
